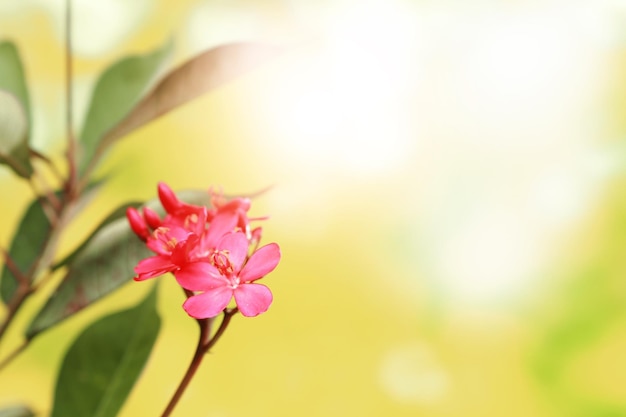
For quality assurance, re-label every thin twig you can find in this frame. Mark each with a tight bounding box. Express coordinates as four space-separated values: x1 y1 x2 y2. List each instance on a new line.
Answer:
0 249 32 347
30 149 64 184
0 339 30 371
159 318 212 417
160 309 237 417
32 168 62 213
0 0 78 357
30 269 57 293
26 172 61 228
1 246 29 286
204 308 237 352
0 284 32 346
65 0 78 198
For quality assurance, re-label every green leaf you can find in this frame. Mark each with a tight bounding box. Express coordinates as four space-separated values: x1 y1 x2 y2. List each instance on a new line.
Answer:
78 40 172 176
26 203 151 338
52 201 142 271
1 183 102 306
0 405 35 417
1 195 53 305
50 285 160 417
0 42 31 117
0 41 33 178
100 42 282 147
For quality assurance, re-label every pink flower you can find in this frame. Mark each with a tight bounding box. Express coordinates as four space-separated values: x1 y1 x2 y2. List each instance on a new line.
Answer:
175 232 281 318
127 182 281 318
133 226 199 281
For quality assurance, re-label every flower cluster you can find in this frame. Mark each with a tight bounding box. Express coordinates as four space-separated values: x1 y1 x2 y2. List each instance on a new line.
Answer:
126 182 281 318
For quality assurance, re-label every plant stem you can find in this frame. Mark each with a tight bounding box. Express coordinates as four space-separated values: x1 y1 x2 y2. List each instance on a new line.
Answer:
0 0 78 363
0 247 29 286
204 308 237 352
0 284 31 344
65 0 78 198
30 149 64 184
0 339 30 371
160 309 237 417
159 319 212 417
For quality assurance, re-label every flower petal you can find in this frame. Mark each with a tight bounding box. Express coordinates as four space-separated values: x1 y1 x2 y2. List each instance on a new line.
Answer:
126 207 149 240
142 206 162 229
203 210 238 248
158 182 181 214
234 284 273 317
217 232 248 270
171 234 199 265
134 256 175 280
183 287 233 319
239 243 281 283
175 262 226 291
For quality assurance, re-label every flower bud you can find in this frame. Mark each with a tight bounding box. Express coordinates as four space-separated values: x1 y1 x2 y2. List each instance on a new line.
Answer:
158 182 181 214
143 207 162 229
126 207 149 240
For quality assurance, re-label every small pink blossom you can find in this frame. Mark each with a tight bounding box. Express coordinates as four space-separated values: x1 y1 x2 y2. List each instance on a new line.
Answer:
175 232 280 318
127 182 280 318
133 226 197 281
126 207 149 241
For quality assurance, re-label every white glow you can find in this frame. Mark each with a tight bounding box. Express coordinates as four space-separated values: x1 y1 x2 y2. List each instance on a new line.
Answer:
256 1 615 303
404 3 612 304
433 207 542 303
35 0 153 56
0 0 29 14
262 0 419 178
431 6 600 154
185 2 264 55
379 342 449 404
421 144 618 304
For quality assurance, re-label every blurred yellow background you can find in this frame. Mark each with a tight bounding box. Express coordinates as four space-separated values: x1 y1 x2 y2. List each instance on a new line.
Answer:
2 0 626 416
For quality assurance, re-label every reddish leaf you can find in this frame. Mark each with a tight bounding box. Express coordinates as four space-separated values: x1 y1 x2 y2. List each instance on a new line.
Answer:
98 42 282 148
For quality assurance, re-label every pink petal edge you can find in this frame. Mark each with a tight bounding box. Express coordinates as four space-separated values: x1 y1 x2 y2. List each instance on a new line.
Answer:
233 283 273 317
216 232 248 270
175 262 226 291
239 243 281 283
134 256 175 280
183 287 233 319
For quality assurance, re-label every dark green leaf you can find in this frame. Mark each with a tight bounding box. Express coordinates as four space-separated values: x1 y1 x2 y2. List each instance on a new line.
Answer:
0 405 35 417
52 201 142 271
78 40 172 176
1 183 102 306
0 41 33 178
50 285 160 417
1 195 53 305
26 203 151 338
100 42 282 147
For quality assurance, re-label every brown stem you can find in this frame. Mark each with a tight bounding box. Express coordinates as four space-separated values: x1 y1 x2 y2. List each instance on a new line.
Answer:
160 309 237 417
204 308 237 352
64 0 78 199
0 339 30 371
0 250 31 348
0 284 32 345
26 177 60 226
159 318 212 417
0 183 75 349
30 170 62 214
0 0 79 364
1 247 29 286
30 149 64 184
